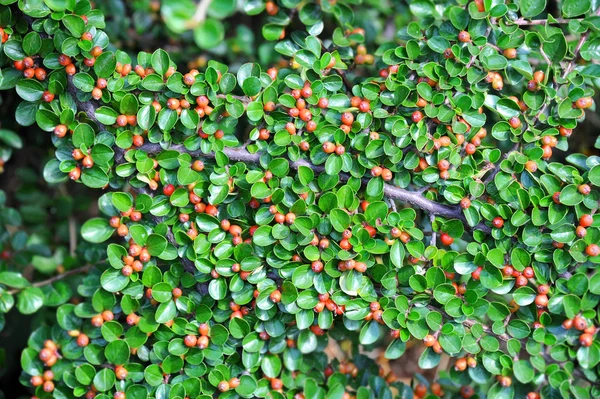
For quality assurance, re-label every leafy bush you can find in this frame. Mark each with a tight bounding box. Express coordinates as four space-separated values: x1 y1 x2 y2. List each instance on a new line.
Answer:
0 0 599 398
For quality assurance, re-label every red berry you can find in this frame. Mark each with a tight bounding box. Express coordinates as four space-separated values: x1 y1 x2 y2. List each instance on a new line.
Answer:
580 333 593 347
535 294 548 307
586 244 600 257
471 266 482 280
341 112 354 126
163 184 175 196
579 184 591 195
580 214 593 228
523 267 534 279
458 30 471 42
515 275 528 287
411 111 423 123
440 232 453 246
492 217 504 228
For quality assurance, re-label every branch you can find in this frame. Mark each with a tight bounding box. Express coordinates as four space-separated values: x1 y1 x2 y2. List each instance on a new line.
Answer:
471 143 520 201
109 148 196 276
429 214 436 246
54 11 489 237
426 304 511 342
7 264 93 295
133 143 492 233
67 74 106 131
425 302 600 387
65 72 197 274
183 0 213 29
512 17 581 26
216 94 252 105
334 68 354 93
562 6 600 79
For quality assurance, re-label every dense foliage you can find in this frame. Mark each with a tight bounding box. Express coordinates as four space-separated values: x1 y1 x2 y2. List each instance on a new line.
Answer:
0 0 600 398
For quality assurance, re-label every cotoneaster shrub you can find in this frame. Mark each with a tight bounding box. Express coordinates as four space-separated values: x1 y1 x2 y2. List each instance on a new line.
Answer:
0 0 599 398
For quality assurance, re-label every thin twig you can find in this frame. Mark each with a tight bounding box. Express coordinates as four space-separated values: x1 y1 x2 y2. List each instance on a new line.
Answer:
68 218 77 256
539 46 552 66
6 264 94 295
469 143 519 202
216 94 252 105
562 6 600 79
429 214 436 247
184 0 213 29
389 199 397 213
512 17 581 26
426 304 511 342
465 26 492 68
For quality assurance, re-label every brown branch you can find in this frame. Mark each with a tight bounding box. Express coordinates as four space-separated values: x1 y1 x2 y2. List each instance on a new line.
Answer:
426 304 511 342
216 94 252 105
7 264 94 295
67 74 106 131
132 143 492 233
66 69 197 274
512 17 581 26
183 0 212 29
427 302 599 386
528 12 588 127
334 68 354 93
562 6 600 79
112 147 197 274
471 143 520 202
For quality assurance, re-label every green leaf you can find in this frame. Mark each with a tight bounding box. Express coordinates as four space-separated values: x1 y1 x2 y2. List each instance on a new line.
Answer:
0 272 30 289
16 79 44 102
21 348 43 376
519 0 546 17
112 192 133 212
513 359 534 383
73 73 95 92
261 353 282 377
93 368 116 391
146 234 168 256
359 321 381 345
330 208 351 232
101 269 129 293
193 19 225 49
94 52 117 78
16 287 44 314
151 49 171 76
589 165 600 186
155 300 177 323
82 166 109 188
562 0 590 17
22 32 42 56
81 218 114 243
0 129 23 149
73 123 95 148
105 340 130 365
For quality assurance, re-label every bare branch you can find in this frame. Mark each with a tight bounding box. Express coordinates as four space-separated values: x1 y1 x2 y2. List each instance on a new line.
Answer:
7 264 94 295
426 304 510 342
184 0 213 29
512 17 581 26
132 143 492 233
67 75 106 131
216 94 252 105
562 7 600 79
